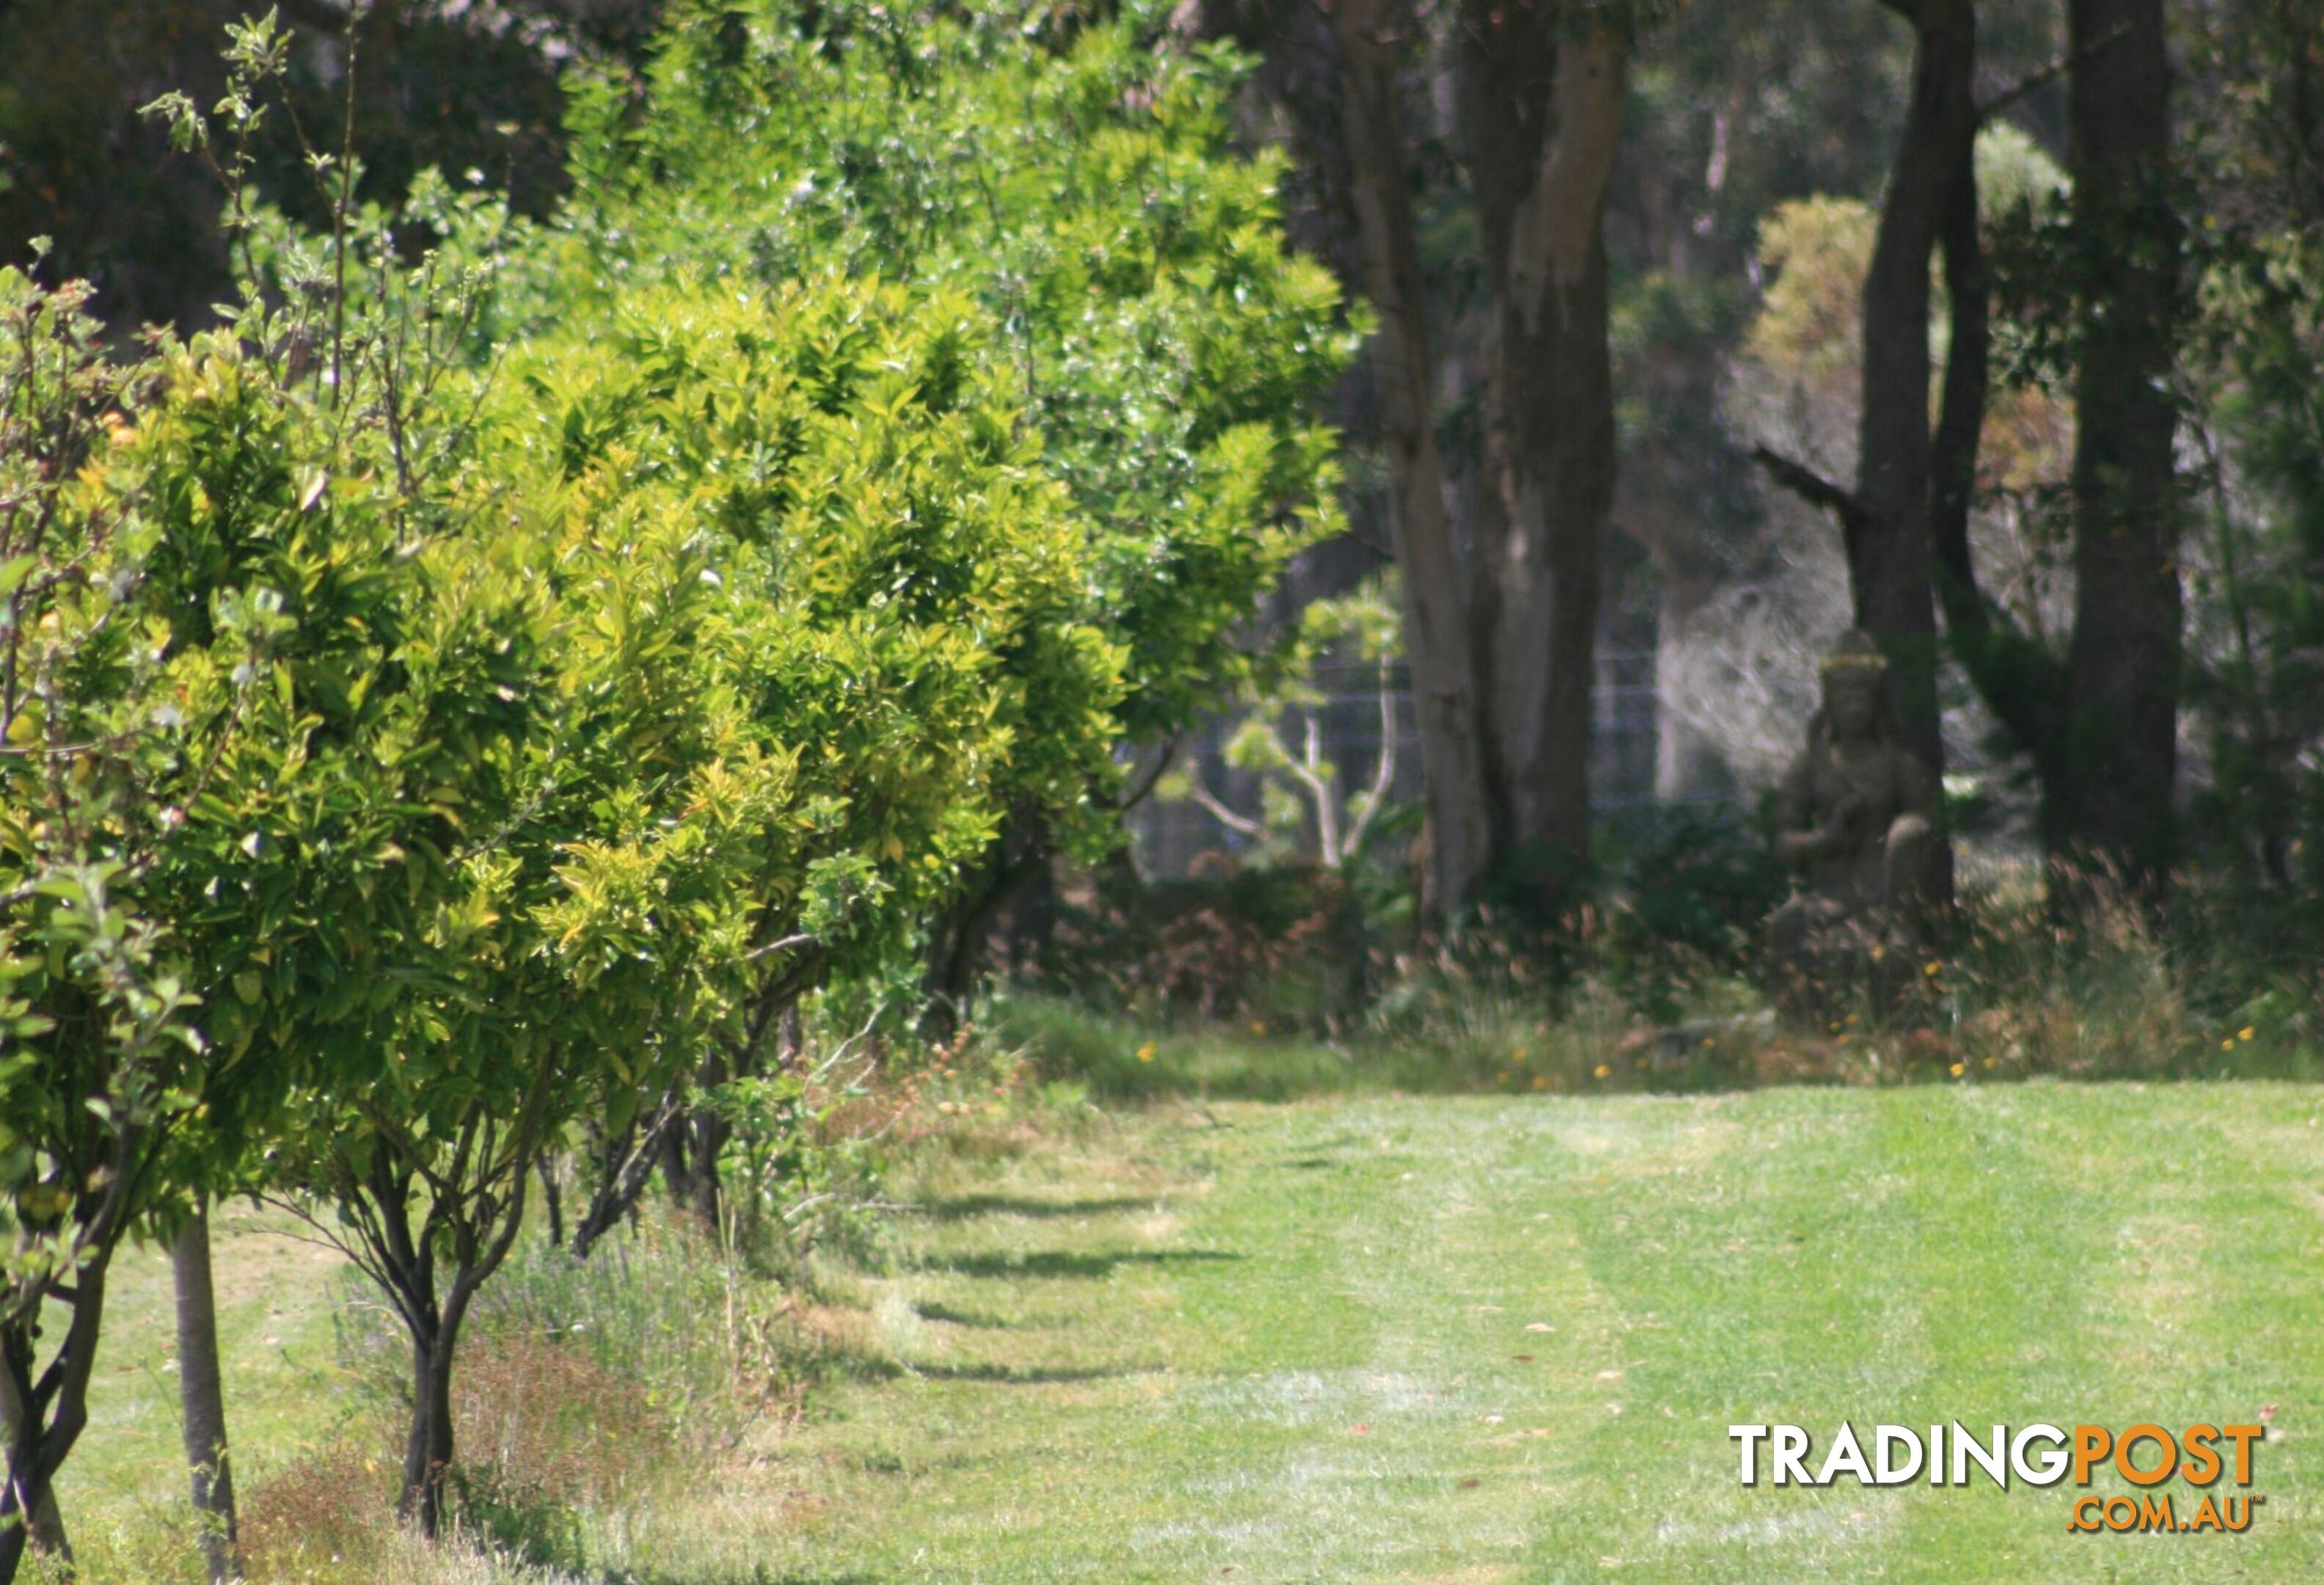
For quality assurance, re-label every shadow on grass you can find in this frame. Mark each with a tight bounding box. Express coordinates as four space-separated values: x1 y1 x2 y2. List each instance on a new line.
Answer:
609 1562 878 1570
912 1300 1011 1328
907 1360 1140 1384
921 1247 1243 1280
919 1192 1158 1222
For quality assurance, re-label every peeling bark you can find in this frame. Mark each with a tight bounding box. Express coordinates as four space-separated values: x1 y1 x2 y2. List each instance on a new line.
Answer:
1459 5 1629 906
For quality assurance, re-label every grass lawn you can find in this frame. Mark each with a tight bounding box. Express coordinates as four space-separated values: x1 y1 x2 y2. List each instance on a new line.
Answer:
75 1079 2324 1581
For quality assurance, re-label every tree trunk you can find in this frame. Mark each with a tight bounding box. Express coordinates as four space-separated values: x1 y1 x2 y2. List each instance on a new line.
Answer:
398 1322 456 1537
1457 3 1629 914
0 1360 69 1583
1856 0 1978 788
672 1046 732 1236
0 1258 109 1584
2058 0 2180 880
1929 112 2071 798
686 1109 731 1236
172 1205 239 1584
533 1156 564 1253
922 815 1045 1035
1334 0 1494 917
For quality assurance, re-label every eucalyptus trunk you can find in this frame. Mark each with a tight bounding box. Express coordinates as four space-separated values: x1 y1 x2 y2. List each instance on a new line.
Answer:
1855 0 1978 787
2058 0 2181 880
1457 3 1629 913
1333 0 1494 915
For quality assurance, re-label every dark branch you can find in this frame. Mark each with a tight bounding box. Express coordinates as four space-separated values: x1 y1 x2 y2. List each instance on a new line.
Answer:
1979 23 2131 123
1750 445 1877 538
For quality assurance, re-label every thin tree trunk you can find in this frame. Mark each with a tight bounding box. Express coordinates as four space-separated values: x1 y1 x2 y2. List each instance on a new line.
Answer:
922 816 1045 1035
686 1107 730 1236
533 1156 564 1253
1457 3 1629 913
0 1358 69 1581
0 1258 110 1583
1334 0 1494 917
2059 0 2180 880
172 1206 238 1584
1929 122 2070 798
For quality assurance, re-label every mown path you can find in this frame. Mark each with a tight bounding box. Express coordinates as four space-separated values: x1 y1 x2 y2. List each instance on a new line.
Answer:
73 1082 2324 1582
720 1083 2324 1583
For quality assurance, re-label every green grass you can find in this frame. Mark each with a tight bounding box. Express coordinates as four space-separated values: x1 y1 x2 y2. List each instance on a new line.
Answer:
70 1079 2324 1581
613 1080 2324 1582
67 1206 363 1521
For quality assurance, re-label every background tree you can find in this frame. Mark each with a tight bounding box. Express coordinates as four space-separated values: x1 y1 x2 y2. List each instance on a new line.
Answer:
1454 0 1631 912
2056 0 2180 878
1326 0 1495 915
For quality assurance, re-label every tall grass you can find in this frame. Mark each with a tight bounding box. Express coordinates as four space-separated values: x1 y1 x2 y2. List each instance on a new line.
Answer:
995 859 2324 1096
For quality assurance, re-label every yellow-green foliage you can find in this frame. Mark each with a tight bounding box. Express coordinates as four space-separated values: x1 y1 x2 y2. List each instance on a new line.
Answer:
489 272 1126 1031
511 0 1354 748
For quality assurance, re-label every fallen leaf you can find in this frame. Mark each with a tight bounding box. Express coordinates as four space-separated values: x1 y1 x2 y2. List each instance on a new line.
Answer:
2262 1403 2279 1423
1525 1322 1554 1333
1606 1402 1624 1415
1596 1369 1623 1381
1458 1477 1482 1490
1512 1354 1534 1362
1350 1423 1369 1435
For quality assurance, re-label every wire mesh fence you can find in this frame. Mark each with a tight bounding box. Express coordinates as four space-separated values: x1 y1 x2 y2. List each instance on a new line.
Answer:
1127 649 1741 879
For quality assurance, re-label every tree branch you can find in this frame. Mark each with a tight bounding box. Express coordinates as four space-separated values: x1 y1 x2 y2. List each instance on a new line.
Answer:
1188 779 1263 838
1750 445 1877 539
1978 23 2131 123
1117 736 1180 811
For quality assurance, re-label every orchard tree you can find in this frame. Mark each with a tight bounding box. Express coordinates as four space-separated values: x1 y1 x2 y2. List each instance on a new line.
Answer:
494 0 1351 1001
497 277 1124 1249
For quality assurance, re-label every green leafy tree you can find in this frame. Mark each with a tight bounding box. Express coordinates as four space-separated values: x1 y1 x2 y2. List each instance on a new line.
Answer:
0 269 191 1577
492 0 1351 1002
488 272 1124 1247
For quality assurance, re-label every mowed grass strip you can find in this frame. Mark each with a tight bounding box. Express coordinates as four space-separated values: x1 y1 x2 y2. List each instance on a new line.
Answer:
66 1084 2324 1583
731 1085 2324 1583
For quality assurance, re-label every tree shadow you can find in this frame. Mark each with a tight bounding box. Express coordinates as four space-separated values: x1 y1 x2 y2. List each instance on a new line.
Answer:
920 1247 1243 1280
919 1192 1159 1222
911 1300 1010 1329
605 1572 883 1585
906 1360 1139 1384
